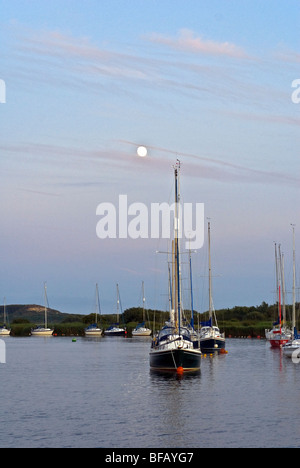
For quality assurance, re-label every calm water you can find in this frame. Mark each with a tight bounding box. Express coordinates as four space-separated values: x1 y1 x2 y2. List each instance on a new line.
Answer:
0 336 300 448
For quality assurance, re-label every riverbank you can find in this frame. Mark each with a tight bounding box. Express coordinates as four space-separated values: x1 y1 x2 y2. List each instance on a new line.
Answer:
2 302 296 338
8 322 269 338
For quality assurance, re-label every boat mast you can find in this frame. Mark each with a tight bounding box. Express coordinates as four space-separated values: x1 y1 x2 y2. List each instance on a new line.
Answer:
169 243 175 325
279 283 282 334
96 283 101 324
44 282 48 329
278 244 286 326
189 247 194 330
142 281 145 322
291 224 296 334
208 221 213 323
174 160 181 335
3 297 6 325
274 243 280 322
275 244 282 333
116 283 120 324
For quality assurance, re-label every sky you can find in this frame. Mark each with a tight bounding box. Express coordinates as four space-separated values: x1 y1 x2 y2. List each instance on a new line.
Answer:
0 0 299 317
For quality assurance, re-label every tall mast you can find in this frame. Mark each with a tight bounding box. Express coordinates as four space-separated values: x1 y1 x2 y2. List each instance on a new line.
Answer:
168 259 173 315
279 283 282 334
278 244 286 326
291 224 296 332
275 243 279 318
171 240 175 326
189 247 194 330
95 283 100 324
44 282 48 329
142 281 145 321
208 221 213 321
3 297 6 324
116 283 120 324
174 160 181 334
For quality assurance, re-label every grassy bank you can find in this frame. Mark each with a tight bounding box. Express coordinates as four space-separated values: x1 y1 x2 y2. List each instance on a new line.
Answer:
3 301 298 338
9 321 269 338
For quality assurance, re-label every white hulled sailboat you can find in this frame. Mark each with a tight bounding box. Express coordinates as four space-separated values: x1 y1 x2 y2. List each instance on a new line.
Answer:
283 225 300 358
265 243 291 347
31 283 54 336
84 283 103 337
0 298 11 336
132 282 151 336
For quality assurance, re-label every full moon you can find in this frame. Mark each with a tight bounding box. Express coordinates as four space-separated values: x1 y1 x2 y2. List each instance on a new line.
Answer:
137 146 148 157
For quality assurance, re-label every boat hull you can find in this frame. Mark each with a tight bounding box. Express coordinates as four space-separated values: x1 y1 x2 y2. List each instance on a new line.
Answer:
84 330 103 337
200 337 226 353
132 329 152 336
0 328 11 336
269 337 290 348
31 328 54 336
283 339 300 358
283 346 300 358
150 348 201 372
104 329 126 336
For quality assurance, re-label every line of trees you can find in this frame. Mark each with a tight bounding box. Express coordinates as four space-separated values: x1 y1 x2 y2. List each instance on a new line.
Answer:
2 301 299 337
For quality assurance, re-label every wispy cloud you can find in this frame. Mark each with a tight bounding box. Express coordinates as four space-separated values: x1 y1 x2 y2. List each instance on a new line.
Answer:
146 28 251 59
7 24 293 115
120 140 300 187
274 47 300 64
2 140 299 188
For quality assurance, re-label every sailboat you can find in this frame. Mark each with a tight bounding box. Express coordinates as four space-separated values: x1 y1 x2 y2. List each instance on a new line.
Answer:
84 283 103 337
31 283 54 336
0 298 11 336
283 225 300 358
104 284 126 336
149 160 202 373
132 282 152 336
265 243 291 347
199 221 225 353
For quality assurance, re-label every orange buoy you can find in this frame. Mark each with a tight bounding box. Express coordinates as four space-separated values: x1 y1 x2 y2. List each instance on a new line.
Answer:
177 366 184 374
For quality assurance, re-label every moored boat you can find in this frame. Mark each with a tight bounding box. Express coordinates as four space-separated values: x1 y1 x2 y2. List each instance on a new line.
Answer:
150 324 201 372
104 325 126 336
199 222 226 354
104 284 126 336
283 333 300 358
199 323 226 353
265 243 291 348
283 225 299 358
0 298 11 336
84 284 103 337
149 160 201 373
132 282 151 337
31 283 54 336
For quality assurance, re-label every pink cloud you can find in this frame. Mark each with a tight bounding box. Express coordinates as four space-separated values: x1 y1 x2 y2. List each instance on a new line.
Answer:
146 29 250 59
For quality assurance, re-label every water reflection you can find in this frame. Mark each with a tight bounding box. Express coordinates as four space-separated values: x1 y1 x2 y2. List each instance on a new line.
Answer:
150 369 201 381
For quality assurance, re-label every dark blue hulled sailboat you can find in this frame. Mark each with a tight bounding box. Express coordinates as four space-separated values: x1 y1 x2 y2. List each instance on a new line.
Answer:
149 160 201 373
199 222 225 354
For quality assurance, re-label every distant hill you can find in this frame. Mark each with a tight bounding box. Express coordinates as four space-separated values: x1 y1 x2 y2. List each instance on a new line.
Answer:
0 304 83 325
